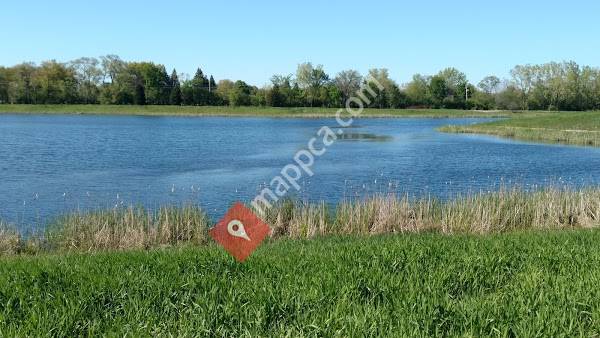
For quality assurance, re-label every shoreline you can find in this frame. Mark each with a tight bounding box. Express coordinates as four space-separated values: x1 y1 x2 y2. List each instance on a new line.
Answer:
0 104 513 118
2 187 598 255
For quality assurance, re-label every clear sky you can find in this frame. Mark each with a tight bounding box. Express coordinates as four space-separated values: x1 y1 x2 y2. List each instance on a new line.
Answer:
1 0 599 86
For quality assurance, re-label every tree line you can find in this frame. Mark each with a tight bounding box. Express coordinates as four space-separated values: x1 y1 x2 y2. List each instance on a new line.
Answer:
0 56 599 111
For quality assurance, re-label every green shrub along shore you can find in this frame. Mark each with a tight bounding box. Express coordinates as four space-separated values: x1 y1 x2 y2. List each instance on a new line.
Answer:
1 189 600 335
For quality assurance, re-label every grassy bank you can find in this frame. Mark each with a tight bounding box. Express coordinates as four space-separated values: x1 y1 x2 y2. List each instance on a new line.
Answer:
0 104 512 118
1 188 599 335
1 187 599 254
440 111 600 147
2 230 600 336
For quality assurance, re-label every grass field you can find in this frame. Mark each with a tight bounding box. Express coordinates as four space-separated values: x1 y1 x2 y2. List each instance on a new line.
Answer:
440 111 600 147
1 230 600 336
0 104 512 118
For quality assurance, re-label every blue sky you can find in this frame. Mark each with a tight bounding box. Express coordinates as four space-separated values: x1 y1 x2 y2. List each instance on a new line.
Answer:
1 0 599 86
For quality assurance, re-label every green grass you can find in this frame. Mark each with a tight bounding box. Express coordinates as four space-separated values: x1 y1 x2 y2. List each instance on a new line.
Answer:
1 230 600 336
0 104 512 118
440 111 600 147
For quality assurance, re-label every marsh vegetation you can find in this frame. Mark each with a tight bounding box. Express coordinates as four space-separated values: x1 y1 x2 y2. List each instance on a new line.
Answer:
1 187 598 255
441 111 600 146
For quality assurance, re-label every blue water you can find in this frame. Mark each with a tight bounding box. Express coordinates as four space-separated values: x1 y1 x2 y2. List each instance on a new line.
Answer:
1 114 600 229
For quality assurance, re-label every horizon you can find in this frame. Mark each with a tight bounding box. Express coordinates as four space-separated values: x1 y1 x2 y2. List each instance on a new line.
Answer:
2 0 600 86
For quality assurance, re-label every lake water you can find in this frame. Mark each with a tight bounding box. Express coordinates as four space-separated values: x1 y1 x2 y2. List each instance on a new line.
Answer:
1 114 600 229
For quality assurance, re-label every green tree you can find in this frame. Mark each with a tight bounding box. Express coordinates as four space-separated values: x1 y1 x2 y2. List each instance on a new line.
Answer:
215 79 234 105
510 65 535 110
208 75 219 105
367 69 403 108
34 60 78 104
0 67 12 103
436 68 468 108
266 84 284 107
472 76 500 110
389 84 409 108
134 75 146 105
4 55 600 111
496 85 521 110
429 75 448 107
270 74 295 107
100 55 126 84
98 55 129 104
405 74 432 107
190 68 208 105
251 87 267 106
10 63 37 104
478 76 501 95
209 75 216 91
296 62 329 106
334 70 362 105
128 62 170 105
325 84 342 107
228 80 251 106
169 69 182 105
71 57 102 103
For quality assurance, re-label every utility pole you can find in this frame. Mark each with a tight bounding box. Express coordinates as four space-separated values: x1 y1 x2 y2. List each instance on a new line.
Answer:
465 83 469 101
208 76 211 93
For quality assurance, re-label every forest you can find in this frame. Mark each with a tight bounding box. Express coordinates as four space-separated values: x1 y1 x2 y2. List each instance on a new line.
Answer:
1 56 599 111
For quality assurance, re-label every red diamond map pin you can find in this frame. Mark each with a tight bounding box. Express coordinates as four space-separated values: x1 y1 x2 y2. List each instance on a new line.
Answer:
209 202 271 262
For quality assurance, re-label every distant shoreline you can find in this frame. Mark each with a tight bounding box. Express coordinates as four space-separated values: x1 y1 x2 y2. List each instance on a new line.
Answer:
4 105 599 147
0 104 511 118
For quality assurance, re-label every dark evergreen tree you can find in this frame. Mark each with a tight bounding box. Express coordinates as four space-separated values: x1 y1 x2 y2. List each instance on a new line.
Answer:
266 85 282 107
169 69 182 105
191 68 209 105
389 84 409 108
158 65 171 105
134 75 146 105
207 75 218 105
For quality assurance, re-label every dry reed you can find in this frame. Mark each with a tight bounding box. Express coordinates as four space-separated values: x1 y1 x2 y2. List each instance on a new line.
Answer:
1 187 599 254
264 187 600 238
0 222 22 255
46 205 210 252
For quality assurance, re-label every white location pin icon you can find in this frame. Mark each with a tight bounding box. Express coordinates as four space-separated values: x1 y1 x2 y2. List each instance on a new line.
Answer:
227 219 251 241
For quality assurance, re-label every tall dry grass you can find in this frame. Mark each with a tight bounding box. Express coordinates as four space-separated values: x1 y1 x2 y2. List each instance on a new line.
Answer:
46 205 211 252
0 222 22 255
264 188 600 238
1 188 599 255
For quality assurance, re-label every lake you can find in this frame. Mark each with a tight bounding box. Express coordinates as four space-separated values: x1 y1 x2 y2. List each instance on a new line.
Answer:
1 114 600 229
